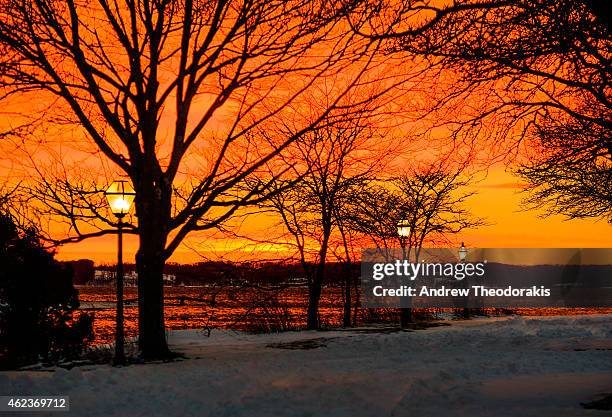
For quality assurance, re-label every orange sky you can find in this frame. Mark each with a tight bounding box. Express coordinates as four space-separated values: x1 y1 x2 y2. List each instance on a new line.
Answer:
52 166 612 265
3 77 609 265
1 4 609 266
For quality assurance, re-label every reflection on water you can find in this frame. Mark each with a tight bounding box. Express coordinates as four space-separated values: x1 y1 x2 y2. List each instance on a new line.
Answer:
77 286 612 345
78 285 344 344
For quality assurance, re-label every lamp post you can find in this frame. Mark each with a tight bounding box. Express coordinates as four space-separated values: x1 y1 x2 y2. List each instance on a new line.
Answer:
105 180 136 366
459 242 467 262
397 219 412 327
458 242 469 319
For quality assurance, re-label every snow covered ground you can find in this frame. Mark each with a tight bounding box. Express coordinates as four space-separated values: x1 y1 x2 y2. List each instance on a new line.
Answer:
1 315 611 417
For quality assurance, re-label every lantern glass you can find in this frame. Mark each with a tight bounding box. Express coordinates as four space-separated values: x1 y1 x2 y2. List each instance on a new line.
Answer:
105 180 136 217
397 219 411 237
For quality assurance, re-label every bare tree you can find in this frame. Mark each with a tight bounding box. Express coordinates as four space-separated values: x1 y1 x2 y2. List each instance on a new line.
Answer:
331 201 362 327
354 0 611 221
256 111 390 329
346 160 485 325
349 164 483 254
516 116 612 222
394 165 485 258
0 0 384 358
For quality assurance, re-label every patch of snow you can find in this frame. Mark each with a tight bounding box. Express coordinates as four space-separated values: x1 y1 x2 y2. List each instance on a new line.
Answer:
1 315 610 416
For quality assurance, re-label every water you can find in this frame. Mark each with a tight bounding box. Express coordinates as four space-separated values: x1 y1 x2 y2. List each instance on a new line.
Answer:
77 285 612 345
77 285 348 344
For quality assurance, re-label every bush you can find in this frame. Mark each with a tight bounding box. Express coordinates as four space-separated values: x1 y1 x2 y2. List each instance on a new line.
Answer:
0 212 93 369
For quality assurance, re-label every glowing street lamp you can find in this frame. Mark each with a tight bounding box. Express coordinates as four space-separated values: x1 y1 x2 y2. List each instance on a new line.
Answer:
105 180 136 218
104 180 136 366
397 219 411 262
397 219 411 238
397 219 412 326
459 242 468 262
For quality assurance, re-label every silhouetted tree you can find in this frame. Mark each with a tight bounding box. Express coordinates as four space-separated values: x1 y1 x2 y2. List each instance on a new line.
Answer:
356 0 611 221
0 209 93 369
257 112 389 329
67 259 95 285
0 0 383 358
346 160 485 326
517 116 611 222
332 203 361 327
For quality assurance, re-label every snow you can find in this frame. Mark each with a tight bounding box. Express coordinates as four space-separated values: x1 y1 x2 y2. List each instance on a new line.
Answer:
1 315 611 417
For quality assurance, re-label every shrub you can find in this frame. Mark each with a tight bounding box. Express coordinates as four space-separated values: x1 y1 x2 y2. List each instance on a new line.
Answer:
0 212 93 369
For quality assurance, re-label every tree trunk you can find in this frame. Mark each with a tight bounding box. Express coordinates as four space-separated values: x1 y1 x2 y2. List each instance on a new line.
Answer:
342 262 352 327
306 225 331 330
400 308 413 327
134 176 172 359
136 230 169 359
353 275 360 326
306 282 322 330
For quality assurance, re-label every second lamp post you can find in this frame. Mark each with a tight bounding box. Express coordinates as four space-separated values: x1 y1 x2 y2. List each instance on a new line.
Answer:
105 180 136 366
397 219 412 326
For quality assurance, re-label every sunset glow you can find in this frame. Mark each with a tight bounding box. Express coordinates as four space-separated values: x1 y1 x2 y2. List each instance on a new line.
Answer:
49 166 612 264
1 1 611 415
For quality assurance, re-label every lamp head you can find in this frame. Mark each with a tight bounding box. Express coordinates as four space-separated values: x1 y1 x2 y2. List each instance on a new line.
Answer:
397 219 411 237
105 180 136 218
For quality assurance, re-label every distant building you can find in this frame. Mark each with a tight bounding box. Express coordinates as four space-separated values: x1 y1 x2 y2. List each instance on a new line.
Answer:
90 270 176 286
92 270 115 286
